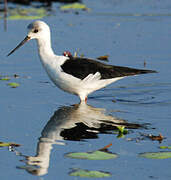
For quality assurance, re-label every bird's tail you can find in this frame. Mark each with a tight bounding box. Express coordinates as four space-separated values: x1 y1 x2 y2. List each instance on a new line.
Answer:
112 65 157 77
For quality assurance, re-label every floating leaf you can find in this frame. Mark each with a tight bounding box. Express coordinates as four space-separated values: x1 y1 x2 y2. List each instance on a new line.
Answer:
60 3 88 11
69 169 111 178
7 82 20 88
0 142 20 147
6 7 47 20
0 77 10 81
139 152 171 159
66 150 117 160
159 146 171 149
97 55 109 61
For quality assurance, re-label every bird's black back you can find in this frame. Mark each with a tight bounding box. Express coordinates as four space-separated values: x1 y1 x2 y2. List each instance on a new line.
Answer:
61 57 157 80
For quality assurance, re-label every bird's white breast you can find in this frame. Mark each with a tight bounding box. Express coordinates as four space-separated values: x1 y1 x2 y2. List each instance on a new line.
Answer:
40 55 82 95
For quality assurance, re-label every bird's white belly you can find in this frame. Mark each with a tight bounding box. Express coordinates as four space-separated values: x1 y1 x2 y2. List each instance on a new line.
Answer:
45 64 81 95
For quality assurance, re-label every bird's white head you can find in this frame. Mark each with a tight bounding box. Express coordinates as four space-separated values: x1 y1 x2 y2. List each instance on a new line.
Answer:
7 20 51 56
27 21 50 40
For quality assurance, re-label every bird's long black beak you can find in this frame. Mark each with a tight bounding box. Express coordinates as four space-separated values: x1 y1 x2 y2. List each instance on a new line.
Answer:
7 36 31 56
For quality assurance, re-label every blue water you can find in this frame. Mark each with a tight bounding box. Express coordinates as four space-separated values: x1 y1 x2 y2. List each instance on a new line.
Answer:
0 0 171 179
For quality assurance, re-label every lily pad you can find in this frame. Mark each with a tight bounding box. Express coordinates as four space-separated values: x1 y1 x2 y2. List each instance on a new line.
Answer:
69 169 111 178
60 3 88 11
7 82 20 88
65 150 118 160
3 7 47 20
139 152 171 159
159 146 171 150
0 77 10 81
0 142 20 147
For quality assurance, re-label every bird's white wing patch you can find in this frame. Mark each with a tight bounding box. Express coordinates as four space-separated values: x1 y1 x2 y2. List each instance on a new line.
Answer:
82 72 101 83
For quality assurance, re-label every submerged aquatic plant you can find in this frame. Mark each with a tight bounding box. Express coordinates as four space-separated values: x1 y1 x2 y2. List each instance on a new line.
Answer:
0 7 47 20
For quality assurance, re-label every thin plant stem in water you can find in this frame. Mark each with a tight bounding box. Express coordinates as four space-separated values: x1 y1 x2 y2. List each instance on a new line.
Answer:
4 0 7 31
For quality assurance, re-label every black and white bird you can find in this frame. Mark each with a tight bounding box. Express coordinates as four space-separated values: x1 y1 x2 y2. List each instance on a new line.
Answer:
8 21 156 102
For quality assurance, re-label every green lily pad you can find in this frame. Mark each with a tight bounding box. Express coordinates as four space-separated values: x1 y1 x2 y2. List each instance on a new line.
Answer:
5 7 47 20
139 152 171 159
0 142 20 147
69 169 111 178
65 150 118 160
159 146 171 149
60 3 88 11
7 82 20 88
0 77 10 81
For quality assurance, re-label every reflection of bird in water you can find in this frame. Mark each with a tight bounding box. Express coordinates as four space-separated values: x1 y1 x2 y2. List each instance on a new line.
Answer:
18 103 142 176
8 20 156 102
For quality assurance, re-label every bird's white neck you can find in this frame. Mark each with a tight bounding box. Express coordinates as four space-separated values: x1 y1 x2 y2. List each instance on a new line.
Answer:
36 37 55 64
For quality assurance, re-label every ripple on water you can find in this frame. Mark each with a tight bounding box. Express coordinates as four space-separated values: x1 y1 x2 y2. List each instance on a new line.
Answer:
91 82 171 107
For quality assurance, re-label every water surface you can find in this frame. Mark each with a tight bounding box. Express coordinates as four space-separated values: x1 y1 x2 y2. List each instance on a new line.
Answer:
0 0 171 179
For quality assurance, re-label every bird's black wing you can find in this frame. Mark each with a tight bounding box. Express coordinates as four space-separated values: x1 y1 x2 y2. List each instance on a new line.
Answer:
61 57 156 80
